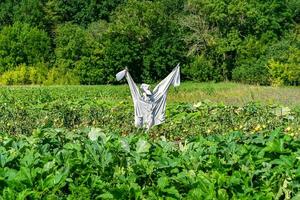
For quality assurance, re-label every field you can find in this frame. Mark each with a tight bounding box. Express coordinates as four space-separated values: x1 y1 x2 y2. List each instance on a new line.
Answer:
1 82 300 199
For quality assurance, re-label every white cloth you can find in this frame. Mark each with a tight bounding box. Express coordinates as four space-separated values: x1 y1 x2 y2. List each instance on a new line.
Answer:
116 64 180 129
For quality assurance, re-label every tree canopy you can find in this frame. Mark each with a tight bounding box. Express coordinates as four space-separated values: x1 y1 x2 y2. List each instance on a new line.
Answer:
0 0 299 85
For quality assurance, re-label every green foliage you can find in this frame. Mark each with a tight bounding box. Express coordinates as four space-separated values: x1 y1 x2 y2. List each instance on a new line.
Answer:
232 36 270 85
182 0 298 84
0 64 30 85
233 26 300 86
0 86 299 138
142 31 186 82
183 55 216 82
45 0 125 26
0 63 48 85
13 0 47 28
0 0 299 85
28 63 48 85
267 27 300 86
54 23 104 84
0 0 16 27
0 84 299 198
232 63 270 85
268 56 300 86
55 23 95 61
0 126 300 198
102 0 186 83
0 22 51 73
44 67 80 85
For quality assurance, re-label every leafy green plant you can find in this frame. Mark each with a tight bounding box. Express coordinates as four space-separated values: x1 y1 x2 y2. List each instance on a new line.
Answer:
0 84 299 199
1 127 300 199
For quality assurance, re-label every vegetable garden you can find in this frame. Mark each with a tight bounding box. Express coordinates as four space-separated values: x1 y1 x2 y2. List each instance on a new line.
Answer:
1 85 300 199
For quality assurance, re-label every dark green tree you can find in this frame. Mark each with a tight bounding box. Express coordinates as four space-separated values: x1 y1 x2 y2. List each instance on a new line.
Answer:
181 0 296 83
13 0 47 28
45 0 125 26
103 0 186 83
54 23 104 84
0 22 51 73
0 0 18 27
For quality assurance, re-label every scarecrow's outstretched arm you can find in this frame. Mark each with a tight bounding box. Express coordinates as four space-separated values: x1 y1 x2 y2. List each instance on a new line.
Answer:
152 64 180 100
116 68 141 100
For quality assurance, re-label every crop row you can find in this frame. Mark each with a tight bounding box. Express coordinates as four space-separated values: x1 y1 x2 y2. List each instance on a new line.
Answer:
1 98 299 138
1 127 300 199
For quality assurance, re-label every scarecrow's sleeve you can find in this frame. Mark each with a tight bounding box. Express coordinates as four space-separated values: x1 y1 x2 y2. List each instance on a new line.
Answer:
149 64 180 126
116 69 144 127
152 64 180 100
116 69 141 100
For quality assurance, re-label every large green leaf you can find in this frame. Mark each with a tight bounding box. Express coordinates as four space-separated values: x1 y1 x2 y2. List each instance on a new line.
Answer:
136 139 151 154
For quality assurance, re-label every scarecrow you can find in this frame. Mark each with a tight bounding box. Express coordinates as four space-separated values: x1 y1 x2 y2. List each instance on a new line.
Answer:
116 64 180 129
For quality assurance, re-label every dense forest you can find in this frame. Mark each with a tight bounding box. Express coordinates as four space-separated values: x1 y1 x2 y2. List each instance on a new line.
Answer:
0 0 299 85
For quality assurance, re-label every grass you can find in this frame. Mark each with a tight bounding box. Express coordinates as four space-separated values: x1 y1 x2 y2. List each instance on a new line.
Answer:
168 82 300 107
1 81 300 107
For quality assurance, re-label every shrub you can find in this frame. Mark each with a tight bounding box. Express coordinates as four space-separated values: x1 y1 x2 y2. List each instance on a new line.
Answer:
268 48 300 86
266 27 300 86
29 63 48 84
232 35 271 85
232 61 270 85
0 22 51 73
0 63 49 85
45 67 80 85
0 64 30 85
183 55 216 82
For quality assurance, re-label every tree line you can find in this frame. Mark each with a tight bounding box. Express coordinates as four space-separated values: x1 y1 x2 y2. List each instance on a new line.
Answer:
0 0 299 85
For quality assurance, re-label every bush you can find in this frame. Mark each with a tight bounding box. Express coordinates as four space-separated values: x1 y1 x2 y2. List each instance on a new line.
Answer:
183 55 217 82
266 27 300 86
0 64 30 85
268 48 300 86
28 63 48 84
0 63 48 85
232 35 271 85
54 23 105 84
45 67 80 85
232 61 270 85
0 22 51 73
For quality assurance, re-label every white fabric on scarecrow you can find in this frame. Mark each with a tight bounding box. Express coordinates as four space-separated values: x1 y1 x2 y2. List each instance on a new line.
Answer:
116 64 180 129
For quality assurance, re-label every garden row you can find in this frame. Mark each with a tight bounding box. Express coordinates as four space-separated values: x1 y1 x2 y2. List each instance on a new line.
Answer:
1 127 300 199
1 95 299 139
